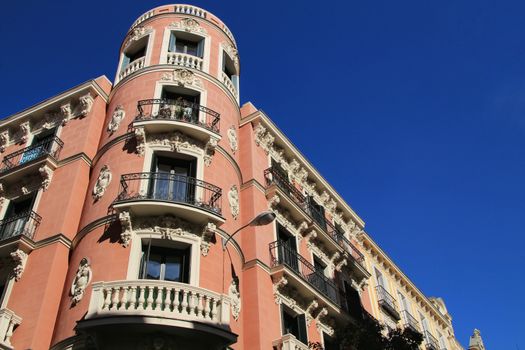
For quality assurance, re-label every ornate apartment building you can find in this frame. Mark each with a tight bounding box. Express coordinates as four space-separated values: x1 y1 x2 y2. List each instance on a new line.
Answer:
0 4 480 350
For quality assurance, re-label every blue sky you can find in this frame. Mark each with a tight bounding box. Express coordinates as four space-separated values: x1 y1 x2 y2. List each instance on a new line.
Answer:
1 0 523 348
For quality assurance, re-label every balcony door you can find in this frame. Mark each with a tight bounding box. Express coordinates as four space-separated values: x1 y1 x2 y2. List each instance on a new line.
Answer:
149 155 196 204
0 195 35 240
160 89 200 123
277 225 299 272
308 196 327 230
20 128 57 164
140 245 190 283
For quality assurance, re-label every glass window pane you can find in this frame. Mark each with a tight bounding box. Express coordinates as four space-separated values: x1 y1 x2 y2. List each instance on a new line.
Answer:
146 253 162 280
164 256 182 282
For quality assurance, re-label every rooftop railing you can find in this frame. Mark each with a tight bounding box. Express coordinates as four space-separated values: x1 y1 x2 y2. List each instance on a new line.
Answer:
115 172 222 215
0 211 41 242
269 240 339 305
1 136 63 173
136 99 220 134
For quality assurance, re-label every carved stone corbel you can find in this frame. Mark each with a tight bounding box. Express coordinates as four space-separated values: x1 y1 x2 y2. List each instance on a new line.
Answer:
0 130 10 152
204 137 218 166
134 126 146 156
39 165 53 191
60 102 72 125
268 195 280 208
78 93 94 117
119 211 132 247
272 276 288 304
305 300 319 326
16 122 30 144
200 222 216 256
10 250 28 282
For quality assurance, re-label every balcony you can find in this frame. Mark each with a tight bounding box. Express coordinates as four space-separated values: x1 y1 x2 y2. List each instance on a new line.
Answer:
264 167 310 223
0 308 21 349
0 136 63 182
113 173 223 225
134 99 220 143
401 310 420 333
167 52 204 71
221 71 238 99
375 285 400 321
424 331 439 350
269 240 340 308
272 334 309 350
0 211 41 244
80 280 236 348
118 57 145 81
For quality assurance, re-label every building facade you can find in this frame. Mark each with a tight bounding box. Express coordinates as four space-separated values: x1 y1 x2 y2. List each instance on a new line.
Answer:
0 4 475 350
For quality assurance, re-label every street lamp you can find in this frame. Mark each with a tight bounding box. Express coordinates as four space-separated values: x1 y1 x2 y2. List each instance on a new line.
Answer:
222 210 276 250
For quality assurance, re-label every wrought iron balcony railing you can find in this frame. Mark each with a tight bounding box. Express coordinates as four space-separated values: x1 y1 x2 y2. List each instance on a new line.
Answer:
264 167 309 212
0 136 63 173
114 172 222 215
402 310 420 332
0 211 41 242
269 240 339 305
424 331 439 350
136 99 220 134
375 285 400 320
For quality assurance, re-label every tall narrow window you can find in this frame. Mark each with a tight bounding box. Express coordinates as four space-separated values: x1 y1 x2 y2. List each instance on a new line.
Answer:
20 128 57 164
222 51 239 93
0 194 36 240
140 245 191 283
149 155 196 203
281 305 307 345
168 32 204 58
308 196 326 230
121 36 148 71
277 224 298 272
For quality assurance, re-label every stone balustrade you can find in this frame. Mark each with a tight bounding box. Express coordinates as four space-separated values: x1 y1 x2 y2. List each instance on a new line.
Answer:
272 334 309 350
221 72 237 99
174 4 207 19
86 280 231 327
130 10 154 29
0 309 21 348
118 57 145 81
167 52 204 71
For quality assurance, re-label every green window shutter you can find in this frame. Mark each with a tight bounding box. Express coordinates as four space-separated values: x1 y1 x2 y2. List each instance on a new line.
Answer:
168 32 176 52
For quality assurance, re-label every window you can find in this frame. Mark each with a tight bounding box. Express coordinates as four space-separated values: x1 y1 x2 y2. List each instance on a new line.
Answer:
140 244 191 283
343 281 363 320
121 36 148 70
438 332 447 349
277 224 298 272
375 268 387 288
149 155 197 203
222 51 239 93
281 305 307 345
20 128 57 164
0 194 36 240
168 32 204 58
158 87 201 122
308 196 326 230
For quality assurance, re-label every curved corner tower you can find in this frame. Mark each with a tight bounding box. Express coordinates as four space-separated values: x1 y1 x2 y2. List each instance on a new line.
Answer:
50 5 244 349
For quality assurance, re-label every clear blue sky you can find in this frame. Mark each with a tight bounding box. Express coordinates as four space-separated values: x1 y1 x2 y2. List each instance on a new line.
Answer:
1 0 523 348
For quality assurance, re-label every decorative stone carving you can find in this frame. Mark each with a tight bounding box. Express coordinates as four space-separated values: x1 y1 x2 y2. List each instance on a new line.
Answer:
39 165 53 191
203 137 218 166
124 26 152 49
0 130 10 152
119 211 133 247
268 195 280 208
171 18 207 35
273 276 289 304
228 185 240 220
228 278 241 321
10 250 28 282
305 300 319 326
107 105 125 133
227 126 238 153
92 165 112 200
200 222 216 256
134 126 146 156
15 122 31 144
71 258 92 305
253 123 274 154
160 69 203 88
148 131 204 155
78 93 94 117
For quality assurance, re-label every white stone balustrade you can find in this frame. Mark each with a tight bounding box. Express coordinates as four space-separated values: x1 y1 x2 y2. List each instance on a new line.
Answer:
221 72 238 99
130 10 154 29
272 334 310 350
0 309 21 348
174 5 207 19
118 57 145 81
167 52 204 71
86 280 231 327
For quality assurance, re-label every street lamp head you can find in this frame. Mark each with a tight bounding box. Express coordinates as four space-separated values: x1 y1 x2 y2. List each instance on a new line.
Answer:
249 210 276 227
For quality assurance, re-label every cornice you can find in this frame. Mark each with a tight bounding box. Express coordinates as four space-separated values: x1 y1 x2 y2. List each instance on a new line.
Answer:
73 214 117 249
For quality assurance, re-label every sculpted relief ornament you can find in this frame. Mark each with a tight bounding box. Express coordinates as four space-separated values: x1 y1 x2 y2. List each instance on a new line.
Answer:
92 165 112 200
160 69 203 88
119 212 216 256
229 278 241 321
10 250 28 281
228 185 240 220
170 18 207 35
227 126 238 153
107 105 126 133
71 258 92 305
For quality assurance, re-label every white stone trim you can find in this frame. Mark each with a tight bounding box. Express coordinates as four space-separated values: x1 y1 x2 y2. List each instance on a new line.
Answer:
115 30 155 84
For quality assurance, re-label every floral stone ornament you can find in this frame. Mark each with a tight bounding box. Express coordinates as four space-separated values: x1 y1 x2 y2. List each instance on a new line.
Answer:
71 258 92 305
228 185 240 220
92 165 112 200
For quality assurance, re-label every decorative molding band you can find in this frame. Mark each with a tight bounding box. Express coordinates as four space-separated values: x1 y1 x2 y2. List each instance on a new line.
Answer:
72 215 118 249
